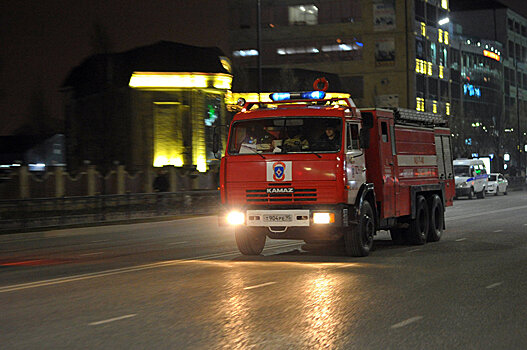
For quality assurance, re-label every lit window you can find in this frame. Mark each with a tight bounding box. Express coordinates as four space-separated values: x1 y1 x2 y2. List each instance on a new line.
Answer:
416 97 425 111
439 65 444 79
432 100 438 113
438 29 443 43
444 31 449 45
415 59 420 73
289 5 318 26
441 0 448 10
421 22 426 36
427 62 433 76
446 102 451 115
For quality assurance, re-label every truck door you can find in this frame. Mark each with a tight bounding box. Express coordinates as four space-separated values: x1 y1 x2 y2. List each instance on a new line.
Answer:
345 122 366 204
378 118 396 218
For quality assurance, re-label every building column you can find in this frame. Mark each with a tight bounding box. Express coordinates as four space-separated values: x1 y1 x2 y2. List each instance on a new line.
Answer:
54 166 64 197
18 165 30 199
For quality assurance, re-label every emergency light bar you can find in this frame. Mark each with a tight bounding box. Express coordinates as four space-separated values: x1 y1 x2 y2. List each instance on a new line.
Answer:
394 108 447 125
270 91 326 101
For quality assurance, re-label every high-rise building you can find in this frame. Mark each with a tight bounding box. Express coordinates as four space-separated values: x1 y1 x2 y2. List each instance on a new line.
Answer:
451 0 526 173
228 0 452 116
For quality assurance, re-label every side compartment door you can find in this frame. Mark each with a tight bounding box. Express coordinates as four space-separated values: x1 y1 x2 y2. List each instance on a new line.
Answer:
378 118 396 218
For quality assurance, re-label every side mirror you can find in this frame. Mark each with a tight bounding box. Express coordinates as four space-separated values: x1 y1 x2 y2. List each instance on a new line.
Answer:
359 128 370 149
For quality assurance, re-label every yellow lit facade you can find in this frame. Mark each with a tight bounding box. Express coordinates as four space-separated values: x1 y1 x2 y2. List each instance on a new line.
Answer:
129 72 233 90
129 71 232 172
421 22 426 36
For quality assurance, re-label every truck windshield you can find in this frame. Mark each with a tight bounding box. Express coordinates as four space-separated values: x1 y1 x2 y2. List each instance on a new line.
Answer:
454 165 470 177
228 117 342 155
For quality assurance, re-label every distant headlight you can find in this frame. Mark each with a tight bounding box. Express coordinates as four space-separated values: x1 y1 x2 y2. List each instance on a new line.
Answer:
313 212 335 224
226 211 245 225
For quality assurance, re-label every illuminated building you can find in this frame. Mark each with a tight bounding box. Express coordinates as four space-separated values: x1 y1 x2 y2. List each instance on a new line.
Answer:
228 0 452 115
451 0 527 171
62 41 232 176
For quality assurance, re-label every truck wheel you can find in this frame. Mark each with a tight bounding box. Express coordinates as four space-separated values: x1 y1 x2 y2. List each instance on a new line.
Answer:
427 195 444 242
235 227 266 255
468 188 474 200
408 195 429 245
344 201 375 257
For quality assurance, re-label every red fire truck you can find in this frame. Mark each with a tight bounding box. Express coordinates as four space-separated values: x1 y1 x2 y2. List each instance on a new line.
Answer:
215 90 454 256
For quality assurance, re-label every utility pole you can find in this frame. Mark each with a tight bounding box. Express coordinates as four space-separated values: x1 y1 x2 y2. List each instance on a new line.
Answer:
257 0 262 102
516 58 522 175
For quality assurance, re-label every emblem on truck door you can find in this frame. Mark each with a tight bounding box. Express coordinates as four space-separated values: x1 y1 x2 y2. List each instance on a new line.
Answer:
267 161 292 182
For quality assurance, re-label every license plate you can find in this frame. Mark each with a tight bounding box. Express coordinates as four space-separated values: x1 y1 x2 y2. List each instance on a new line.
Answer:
263 214 292 222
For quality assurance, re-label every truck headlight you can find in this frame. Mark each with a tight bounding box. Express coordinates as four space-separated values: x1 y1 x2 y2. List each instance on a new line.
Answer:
313 212 335 224
226 211 245 225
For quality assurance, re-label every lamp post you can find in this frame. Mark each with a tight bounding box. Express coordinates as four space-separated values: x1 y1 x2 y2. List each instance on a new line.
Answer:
515 58 523 175
256 0 262 102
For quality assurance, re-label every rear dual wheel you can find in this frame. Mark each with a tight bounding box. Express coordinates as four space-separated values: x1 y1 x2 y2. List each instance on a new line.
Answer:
407 195 429 245
427 194 444 242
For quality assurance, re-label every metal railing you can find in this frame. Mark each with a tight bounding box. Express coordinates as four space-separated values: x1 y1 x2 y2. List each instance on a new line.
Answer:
0 190 220 233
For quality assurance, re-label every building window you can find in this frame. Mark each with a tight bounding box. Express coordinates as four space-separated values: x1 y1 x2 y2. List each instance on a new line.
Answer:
421 22 426 36
289 5 318 26
446 102 451 115
441 0 448 10
438 29 443 43
444 31 449 45
416 97 425 111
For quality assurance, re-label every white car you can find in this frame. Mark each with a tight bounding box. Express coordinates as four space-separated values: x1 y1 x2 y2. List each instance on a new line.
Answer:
486 173 508 195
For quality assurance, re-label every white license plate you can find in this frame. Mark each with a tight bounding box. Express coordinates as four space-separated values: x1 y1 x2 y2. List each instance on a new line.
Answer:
263 214 292 222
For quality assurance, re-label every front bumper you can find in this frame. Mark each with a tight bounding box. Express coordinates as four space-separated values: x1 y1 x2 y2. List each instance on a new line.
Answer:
455 187 471 197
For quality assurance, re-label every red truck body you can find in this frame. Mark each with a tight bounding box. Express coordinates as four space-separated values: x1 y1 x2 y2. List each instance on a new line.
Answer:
219 96 454 256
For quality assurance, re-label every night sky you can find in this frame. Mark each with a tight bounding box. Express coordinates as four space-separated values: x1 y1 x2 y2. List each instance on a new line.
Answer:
1 1 526 136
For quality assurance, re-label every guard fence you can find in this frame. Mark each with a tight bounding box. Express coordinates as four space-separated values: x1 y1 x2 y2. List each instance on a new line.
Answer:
0 190 220 234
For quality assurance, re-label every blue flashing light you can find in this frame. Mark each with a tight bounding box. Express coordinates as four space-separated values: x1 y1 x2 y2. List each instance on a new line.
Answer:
270 92 291 101
301 91 326 99
270 91 326 101
356 42 364 47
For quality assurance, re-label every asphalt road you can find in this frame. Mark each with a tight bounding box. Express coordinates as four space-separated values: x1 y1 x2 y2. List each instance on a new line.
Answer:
1 191 527 349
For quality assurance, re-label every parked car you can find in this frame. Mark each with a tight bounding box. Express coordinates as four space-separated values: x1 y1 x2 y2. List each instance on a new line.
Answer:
486 173 508 195
454 159 488 199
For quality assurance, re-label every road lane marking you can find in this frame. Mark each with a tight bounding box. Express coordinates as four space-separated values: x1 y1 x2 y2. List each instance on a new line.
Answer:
446 205 527 222
391 316 423 329
80 252 103 256
89 314 137 326
486 282 504 289
0 242 301 293
244 281 277 290
493 230 503 233
91 240 108 243
407 249 421 253
455 238 466 242
169 241 188 245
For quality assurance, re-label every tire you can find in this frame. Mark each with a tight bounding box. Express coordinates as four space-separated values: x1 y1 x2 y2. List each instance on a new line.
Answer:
234 227 266 255
344 201 375 257
476 188 485 199
495 186 499 196
468 187 475 200
408 195 429 245
427 195 444 242
504 188 508 195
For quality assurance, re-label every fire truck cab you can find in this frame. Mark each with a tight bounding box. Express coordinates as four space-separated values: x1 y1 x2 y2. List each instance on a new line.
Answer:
216 91 454 257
